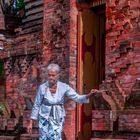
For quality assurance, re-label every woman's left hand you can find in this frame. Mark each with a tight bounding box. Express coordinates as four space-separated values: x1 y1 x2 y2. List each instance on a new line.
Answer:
90 89 99 94
87 89 99 98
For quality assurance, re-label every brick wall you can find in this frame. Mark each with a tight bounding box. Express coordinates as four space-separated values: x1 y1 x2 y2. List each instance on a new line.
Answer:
119 110 140 132
106 0 140 95
0 6 5 59
0 6 5 30
90 0 140 138
92 110 113 131
0 0 79 139
93 0 140 138
43 0 78 139
0 1 43 138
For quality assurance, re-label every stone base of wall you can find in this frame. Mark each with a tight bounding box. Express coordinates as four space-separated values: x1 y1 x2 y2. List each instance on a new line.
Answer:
92 109 140 139
0 136 16 140
20 134 39 140
92 110 113 131
90 138 127 140
118 110 140 133
0 134 39 140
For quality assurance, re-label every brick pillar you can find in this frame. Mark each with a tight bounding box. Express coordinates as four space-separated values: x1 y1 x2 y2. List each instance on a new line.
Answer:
0 6 5 30
43 0 78 139
43 0 70 80
0 5 5 57
106 0 140 95
64 0 79 139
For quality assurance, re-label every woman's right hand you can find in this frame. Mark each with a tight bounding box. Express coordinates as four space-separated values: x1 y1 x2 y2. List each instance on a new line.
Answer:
27 120 33 134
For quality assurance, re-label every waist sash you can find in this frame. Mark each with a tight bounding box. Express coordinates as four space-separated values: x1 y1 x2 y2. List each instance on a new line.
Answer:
42 98 64 122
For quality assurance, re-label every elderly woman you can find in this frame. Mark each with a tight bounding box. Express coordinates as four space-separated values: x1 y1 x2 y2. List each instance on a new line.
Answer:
27 63 97 140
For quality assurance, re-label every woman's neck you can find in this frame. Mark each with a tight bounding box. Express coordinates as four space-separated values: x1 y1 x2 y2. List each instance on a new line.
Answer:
49 82 57 94
49 82 57 88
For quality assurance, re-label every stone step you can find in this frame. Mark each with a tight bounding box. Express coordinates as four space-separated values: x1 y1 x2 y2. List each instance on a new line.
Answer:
0 134 39 140
0 136 16 140
20 134 39 140
91 138 127 140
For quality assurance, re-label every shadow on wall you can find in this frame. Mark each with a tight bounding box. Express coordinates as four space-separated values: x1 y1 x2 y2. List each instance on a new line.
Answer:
125 78 140 109
62 131 67 140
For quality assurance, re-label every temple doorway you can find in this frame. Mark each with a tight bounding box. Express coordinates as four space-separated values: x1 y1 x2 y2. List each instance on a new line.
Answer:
77 3 106 140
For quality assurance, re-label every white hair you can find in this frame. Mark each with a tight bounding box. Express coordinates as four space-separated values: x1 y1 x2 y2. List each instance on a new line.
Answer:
46 63 60 73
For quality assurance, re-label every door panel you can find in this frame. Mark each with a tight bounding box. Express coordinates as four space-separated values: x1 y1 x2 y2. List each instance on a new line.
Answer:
77 8 105 140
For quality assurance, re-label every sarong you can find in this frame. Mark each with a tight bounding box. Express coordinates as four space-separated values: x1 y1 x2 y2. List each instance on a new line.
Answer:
39 115 64 140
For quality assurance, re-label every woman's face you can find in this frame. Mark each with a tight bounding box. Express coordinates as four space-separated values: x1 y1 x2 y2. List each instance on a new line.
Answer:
47 69 59 85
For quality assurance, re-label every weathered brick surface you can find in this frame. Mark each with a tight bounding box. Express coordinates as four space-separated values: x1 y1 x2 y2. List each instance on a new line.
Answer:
106 0 140 95
119 113 140 132
92 110 113 131
0 1 43 138
98 0 140 138
43 0 78 139
20 134 39 140
0 6 5 29
0 0 78 139
91 0 140 138
0 136 16 140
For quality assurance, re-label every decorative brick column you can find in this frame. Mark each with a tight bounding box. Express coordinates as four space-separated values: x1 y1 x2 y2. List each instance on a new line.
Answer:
43 0 78 139
0 6 5 30
0 6 5 58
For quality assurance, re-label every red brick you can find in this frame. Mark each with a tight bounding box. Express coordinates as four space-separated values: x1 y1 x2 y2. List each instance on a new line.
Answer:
119 113 140 132
92 110 113 131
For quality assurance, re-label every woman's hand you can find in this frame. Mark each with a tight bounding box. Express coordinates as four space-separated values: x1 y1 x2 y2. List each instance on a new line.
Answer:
86 89 99 98
27 120 33 134
90 89 99 94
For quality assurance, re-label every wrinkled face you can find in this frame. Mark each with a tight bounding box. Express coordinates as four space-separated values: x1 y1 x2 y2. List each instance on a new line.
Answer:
47 69 59 85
